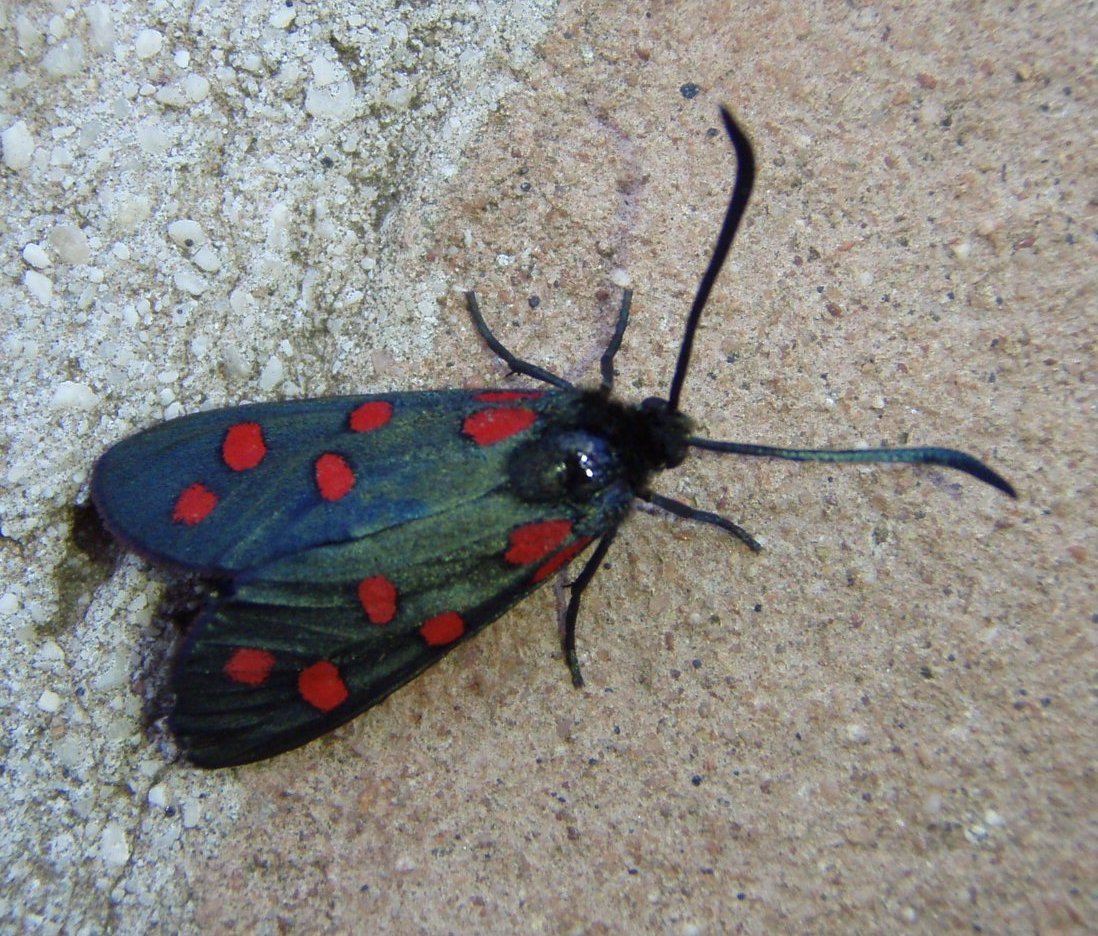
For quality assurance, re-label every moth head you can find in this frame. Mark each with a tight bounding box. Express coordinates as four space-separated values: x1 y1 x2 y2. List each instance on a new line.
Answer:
508 429 626 505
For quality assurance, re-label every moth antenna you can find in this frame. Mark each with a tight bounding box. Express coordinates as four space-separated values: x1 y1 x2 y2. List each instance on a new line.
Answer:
667 107 756 412
688 438 1017 498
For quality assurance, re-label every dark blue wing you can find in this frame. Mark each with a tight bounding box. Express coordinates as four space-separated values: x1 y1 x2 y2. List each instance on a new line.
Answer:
93 390 560 574
94 388 635 765
171 516 598 766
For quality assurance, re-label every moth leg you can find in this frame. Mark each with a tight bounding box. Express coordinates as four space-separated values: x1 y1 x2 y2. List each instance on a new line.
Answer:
562 530 618 687
642 492 762 552
599 289 632 391
465 291 573 389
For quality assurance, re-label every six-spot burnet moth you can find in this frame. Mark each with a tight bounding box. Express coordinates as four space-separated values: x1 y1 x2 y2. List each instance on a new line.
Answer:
91 108 1016 767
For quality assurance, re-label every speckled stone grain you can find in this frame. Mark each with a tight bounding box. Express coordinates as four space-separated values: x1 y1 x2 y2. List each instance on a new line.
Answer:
0 0 1093 933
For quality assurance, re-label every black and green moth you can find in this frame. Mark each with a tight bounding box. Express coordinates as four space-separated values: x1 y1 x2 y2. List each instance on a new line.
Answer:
92 108 1015 767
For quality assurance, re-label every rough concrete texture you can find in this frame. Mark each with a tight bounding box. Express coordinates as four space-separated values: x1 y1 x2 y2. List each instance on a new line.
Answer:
1 0 1093 932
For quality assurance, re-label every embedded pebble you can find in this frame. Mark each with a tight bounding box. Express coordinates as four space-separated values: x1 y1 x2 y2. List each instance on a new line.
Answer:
173 270 207 296
134 28 163 60
100 824 131 866
13 16 39 57
2 120 35 170
48 14 68 41
22 243 50 268
50 144 74 167
136 121 171 154
112 193 151 231
49 224 91 264
305 82 356 119
610 267 630 288
259 356 285 391
43 38 85 78
223 344 250 379
55 738 85 770
964 824 989 845
27 602 51 625
271 5 296 28
154 85 188 108
239 53 264 74
192 245 220 272
311 58 343 87
36 640 65 663
37 690 62 714
183 74 210 103
85 4 115 53
951 240 972 261
93 655 129 692
846 723 870 744
181 800 201 829
266 203 291 249
50 381 99 410
25 269 53 303
385 85 414 109
167 219 206 247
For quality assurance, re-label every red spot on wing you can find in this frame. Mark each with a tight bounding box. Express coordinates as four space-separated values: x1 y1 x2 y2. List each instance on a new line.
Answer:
349 400 393 433
419 611 465 646
172 482 219 525
474 391 545 403
298 660 349 712
358 575 398 625
463 407 537 446
224 648 276 687
222 422 267 471
505 519 574 566
534 536 594 582
315 453 355 501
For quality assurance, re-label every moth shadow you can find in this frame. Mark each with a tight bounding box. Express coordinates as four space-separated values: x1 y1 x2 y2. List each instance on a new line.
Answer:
135 578 219 762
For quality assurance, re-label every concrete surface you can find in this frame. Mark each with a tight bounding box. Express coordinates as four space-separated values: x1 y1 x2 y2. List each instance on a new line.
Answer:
1 0 1093 932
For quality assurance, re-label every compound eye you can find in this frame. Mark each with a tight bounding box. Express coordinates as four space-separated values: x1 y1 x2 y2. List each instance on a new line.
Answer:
560 432 623 501
563 446 602 500
509 430 623 504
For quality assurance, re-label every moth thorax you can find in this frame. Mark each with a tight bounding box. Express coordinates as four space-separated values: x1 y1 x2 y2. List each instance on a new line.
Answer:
508 430 625 505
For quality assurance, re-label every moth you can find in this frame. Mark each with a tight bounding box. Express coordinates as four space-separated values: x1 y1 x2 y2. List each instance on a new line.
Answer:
92 109 1015 766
